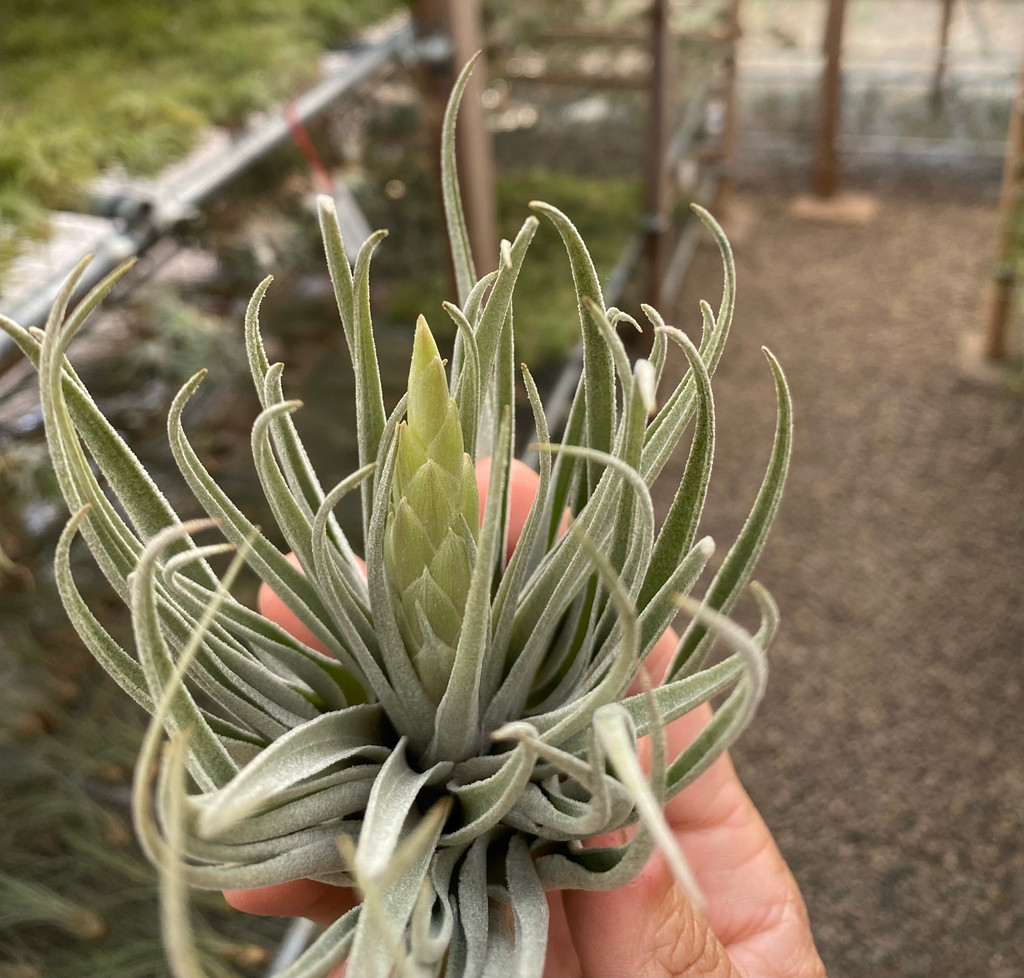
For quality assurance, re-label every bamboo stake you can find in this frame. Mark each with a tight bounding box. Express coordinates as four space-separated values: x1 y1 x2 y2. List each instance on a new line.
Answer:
931 0 956 104
713 0 742 212
983 32 1024 361
643 0 674 314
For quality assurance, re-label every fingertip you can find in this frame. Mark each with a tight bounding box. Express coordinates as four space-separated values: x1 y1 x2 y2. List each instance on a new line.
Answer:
563 859 739 978
476 457 543 558
257 552 335 654
224 880 358 927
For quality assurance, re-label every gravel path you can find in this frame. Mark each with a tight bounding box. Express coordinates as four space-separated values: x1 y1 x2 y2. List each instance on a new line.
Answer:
663 177 1024 977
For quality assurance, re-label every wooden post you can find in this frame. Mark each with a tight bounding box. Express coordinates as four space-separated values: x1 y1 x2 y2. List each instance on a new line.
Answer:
983 34 1024 362
713 0 742 212
813 0 846 198
931 0 956 104
411 0 498 293
644 0 673 313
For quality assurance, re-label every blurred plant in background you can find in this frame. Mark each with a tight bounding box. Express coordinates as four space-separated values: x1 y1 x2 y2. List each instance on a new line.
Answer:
0 0 401 274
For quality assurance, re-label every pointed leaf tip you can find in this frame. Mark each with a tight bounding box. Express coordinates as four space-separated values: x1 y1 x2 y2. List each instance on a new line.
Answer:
414 315 441 359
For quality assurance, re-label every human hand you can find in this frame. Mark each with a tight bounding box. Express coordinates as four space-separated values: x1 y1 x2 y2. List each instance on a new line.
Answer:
225 459 825 978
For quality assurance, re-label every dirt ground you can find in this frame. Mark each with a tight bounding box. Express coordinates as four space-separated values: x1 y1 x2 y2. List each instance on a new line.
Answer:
663 170 1024 978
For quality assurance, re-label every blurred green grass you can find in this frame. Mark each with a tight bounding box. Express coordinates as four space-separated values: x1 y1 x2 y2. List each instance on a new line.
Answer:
0 0 400 274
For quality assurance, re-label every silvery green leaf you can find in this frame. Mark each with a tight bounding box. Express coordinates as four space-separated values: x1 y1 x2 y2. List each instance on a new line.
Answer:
642 205 734 485
196 704 387 837
166 372 366 675
250 394 319 567
530 201 614 495
164 569 355 709
267 907 361 978
446 300 482 454
442 741 537 846
450 266 497 399
642 303 670 388
464 268 498 328
534 824 656 891
187 769 375 847
483 898 516 978
633 536 715 675
346 743 447 978
664 594 773 798
668 348 792 679
451 835 490 978
132 526 255 871
640 327 716 606
441 55 481 305
485 365 551 696
411 846 462 969
246 278 364 591
129 522 238 789
594 703 703 907
467 218 537 411
159 732 208 978
6 265 219 592
520 518 641 746
351 229 389 538
55 507 152 710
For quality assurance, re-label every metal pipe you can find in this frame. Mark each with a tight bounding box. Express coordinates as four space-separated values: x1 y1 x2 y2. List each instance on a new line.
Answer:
166 23 414 210
667 80 712 171
265 918 320 976
660 166 723 303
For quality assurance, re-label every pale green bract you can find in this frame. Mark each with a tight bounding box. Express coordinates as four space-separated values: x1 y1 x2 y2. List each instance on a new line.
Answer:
385 316 480 706
1 59 792 978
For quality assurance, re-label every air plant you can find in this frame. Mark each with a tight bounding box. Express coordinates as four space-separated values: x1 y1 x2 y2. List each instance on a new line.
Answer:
1 61 791 978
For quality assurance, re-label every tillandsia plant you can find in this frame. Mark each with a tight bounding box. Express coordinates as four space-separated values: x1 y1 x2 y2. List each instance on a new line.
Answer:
1 61 791 978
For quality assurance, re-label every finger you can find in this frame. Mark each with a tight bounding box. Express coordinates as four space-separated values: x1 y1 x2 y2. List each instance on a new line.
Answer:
635 669 822 975
257 552 330 652
665 768 825 978
476 457 570 560
477 457 538 560
629 629 824 976
563 776 822 978
562 861 740 978
544 891 583 978
223 879 358 928
565 627 740 975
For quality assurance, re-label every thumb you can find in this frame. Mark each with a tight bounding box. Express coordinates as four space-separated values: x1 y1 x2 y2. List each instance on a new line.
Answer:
475 457 540 558
562 854 740 978
475 457 570 560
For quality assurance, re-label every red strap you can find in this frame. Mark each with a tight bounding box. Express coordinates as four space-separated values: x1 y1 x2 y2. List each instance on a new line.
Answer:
284 103 334 195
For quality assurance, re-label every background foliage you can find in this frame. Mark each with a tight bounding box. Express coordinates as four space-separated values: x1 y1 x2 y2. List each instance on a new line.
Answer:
0 0 400 271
